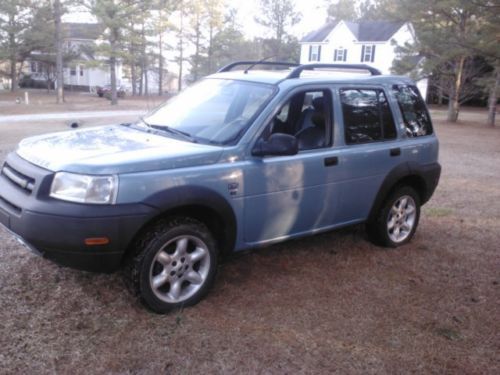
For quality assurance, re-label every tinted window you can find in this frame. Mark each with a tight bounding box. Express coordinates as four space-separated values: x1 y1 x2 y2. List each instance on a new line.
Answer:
393 85 433 137
340 89 396 144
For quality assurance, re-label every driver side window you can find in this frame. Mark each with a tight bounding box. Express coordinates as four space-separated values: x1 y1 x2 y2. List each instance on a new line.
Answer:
262 89 333 151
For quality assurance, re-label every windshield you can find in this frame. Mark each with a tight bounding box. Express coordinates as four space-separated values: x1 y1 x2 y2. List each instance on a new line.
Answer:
142 78 275 145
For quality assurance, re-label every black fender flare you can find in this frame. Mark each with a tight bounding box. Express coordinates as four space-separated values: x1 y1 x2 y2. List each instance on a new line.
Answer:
143 186 237 252
367 161 441 222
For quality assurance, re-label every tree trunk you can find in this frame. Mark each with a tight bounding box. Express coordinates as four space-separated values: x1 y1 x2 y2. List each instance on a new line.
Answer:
139 64 143 95
447 93 457 122
131 61 137 96
8 12 18 92
46 66 51 93
487 67 499 127
193 12 201 81
178 41 183 92
158 28 163 96
141 21 147 96
208 25 214 73
437 75 444 105
110 56 117 105
10 56 17 92
144 65 148 96
447 56 465 123
54 0 64 103
178 5 184 92
110 32 118 105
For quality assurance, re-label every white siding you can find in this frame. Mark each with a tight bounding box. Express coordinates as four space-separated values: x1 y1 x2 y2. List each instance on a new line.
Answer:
300 22 415 75
300 44 310 63
322 22 357 64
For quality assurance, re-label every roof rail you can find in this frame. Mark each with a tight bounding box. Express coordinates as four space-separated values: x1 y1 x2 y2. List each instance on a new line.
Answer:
218 61 299 73
286 64 382 78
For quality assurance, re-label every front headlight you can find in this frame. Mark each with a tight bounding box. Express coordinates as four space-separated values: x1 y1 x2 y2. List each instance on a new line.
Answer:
50 172 118 204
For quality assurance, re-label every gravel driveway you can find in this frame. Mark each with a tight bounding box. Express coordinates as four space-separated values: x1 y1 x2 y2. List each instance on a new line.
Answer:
0 111 499 374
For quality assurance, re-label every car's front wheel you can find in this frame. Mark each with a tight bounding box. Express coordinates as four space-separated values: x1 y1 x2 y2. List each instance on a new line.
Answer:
127 217 217 313
367 186 421 247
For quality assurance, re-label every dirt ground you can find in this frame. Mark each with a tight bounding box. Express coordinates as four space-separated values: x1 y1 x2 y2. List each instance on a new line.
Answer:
0 105 499 374
0 89 165 115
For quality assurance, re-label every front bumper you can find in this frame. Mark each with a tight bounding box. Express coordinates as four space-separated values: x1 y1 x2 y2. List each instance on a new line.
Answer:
0 153 158 273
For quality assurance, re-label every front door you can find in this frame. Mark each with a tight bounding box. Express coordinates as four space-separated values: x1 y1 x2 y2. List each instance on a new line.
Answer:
242 88 341 245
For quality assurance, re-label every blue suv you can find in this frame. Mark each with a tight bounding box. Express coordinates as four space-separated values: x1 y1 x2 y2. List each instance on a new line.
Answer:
0 62 440 312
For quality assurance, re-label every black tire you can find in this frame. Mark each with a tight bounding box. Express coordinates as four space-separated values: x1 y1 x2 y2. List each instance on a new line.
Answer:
98 93 103 97
367 186 421 247
125 217 218 313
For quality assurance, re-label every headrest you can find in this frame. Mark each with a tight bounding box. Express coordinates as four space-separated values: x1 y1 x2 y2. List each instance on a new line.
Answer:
311 113 325 128
312 97 325 111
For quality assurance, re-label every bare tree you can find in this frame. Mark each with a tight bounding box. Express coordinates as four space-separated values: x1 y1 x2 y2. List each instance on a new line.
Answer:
254 0 301 59
53 0 64 103
432 58 488 110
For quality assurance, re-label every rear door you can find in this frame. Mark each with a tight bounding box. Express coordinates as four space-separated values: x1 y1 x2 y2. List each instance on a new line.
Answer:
332 86 403 223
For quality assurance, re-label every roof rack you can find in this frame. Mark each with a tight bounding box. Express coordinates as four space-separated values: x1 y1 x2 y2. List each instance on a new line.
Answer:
286 64 382 78
218 61 299 73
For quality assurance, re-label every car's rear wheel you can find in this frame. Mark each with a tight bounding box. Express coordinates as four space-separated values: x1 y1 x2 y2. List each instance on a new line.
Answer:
367 186 421 247
126 217 217 313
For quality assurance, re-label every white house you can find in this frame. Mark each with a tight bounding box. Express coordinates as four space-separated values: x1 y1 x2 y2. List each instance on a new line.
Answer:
25 23 124 91
300 20 428 98
62 23 122 90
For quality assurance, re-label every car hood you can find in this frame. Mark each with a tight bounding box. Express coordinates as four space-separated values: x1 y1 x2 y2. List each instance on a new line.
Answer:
16 125 224 174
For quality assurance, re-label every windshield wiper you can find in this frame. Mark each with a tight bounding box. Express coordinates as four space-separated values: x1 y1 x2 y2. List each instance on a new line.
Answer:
140 117 197 143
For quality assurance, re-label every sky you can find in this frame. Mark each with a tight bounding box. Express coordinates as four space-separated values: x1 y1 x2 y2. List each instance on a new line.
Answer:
61 0 330 75
63 0 330 40
228 0 329 39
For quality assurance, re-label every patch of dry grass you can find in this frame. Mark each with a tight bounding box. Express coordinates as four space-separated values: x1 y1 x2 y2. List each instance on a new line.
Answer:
0 108 499 374
0 88 165 115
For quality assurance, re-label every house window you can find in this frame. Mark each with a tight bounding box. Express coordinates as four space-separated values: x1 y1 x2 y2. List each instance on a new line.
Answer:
334 48 347 62
70 66 76 76
30 61 43 73
79 66 84 76
309 45 321 62
361 45 376 63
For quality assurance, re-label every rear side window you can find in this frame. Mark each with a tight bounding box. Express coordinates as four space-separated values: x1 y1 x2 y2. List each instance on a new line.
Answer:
340 89 396 144
392 85 433 137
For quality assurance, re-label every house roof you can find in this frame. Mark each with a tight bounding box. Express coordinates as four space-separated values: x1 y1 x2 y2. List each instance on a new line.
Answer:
62 23 103 40
356 21 406 41
301 21 338 43
301 20 406 43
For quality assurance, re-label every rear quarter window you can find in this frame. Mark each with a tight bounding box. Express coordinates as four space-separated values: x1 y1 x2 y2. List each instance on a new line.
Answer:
392 85 433 137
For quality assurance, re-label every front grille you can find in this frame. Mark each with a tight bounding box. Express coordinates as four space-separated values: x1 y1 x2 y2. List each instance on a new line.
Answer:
1 163 35 193
0 194 21 214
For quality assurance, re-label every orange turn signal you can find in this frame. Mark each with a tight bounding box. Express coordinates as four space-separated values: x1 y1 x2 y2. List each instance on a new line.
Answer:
84 237 110 246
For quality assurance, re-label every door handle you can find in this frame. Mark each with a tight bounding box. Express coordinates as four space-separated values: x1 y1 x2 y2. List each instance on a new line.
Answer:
324 156 338 167
390 148 401 157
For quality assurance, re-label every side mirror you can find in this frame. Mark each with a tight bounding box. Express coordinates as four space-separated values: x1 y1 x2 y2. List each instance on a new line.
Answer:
252 133 299 156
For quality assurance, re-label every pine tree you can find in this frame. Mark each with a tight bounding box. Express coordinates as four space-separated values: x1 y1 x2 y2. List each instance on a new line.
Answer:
383 0 496 122
84 0 142 104
0 0 33 92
